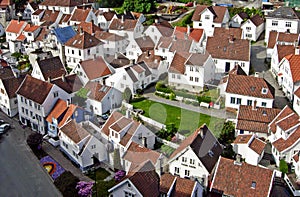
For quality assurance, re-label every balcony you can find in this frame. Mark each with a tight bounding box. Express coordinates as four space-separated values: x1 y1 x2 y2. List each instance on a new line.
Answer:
284 173 300 196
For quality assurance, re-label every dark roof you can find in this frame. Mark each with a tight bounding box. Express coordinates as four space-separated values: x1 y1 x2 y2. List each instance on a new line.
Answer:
0 67 15 79
51 74 83 94
135 36 155 52
65 31 103 49
105 53 130 69
192 5 227 23
138 62 152 77
16 75 53 105
249 14 264 27
237 12 249 20
170 125 223 173
267 6 300 19
2 76 25 98
37 56 67 80
211 157 274 196
39 0 83 7
52 26 77 44
125 67 138 82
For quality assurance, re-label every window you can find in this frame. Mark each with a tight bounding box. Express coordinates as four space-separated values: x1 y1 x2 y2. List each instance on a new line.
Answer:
123 75 126 80
182 157 187 162
272 20 278 26
21 107 24 113
205 15 210 19
246 34 252 38
262 88 268 94
172 74 175 78
195 77 199 82
230 97 236 104
190 76 193 81
246 27 251 31
185 170 190 177
241 62 245 67
251 181 256 189
262 102 267 107
91 144 96 149
190 66 193 71
79 50 81 56
21 96 23 102
177 75 181 79
240 130 244 134
30 111 33 117
190 159 195 165
25 99 27 104
124 191 135 197
236 98 241 104
286 22 291 27
53 91 58 98
87 49 90 56
29 100 32 107
175 167 180 174
214 59 218 64
25 109 28 115
247 100 252 106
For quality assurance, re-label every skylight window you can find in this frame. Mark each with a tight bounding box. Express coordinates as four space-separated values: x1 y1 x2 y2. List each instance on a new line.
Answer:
208 150 214 157
261 88 268 94
251 181 256 189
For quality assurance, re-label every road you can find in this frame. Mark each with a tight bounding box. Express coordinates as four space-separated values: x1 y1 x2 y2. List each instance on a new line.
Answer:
0 114 61 197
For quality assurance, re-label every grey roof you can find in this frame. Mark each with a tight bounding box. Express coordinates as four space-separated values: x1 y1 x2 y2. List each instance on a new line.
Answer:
186 53 209 66
125 67 138 82
267 6 300 19
138 62 152 77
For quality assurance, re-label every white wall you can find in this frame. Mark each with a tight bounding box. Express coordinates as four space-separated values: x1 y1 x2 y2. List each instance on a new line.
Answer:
109 180 142 197
214 58 250 75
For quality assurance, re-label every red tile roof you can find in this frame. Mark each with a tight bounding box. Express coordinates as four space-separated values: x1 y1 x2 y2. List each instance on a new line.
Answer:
85 82 111 102
213 27 243 39
101 111 123 136
77 22 102 34
211 157 274 197
277 44 295 63
109 18 137 31
284 54 300 82
173 26 204 42
58 104 78 128
80 56 112 80
295 87 300 98
94 31 124 42
24 24 40 32
6 20 27 34
46 99 68 123
249 138 266 155
233 134 252 144
225 74 275 99
110 117 132 133
16 75 53 105
40 10 60 27
267 31 278 49
40 0 83 7
192 5 227 23
119 121 140 147
269 105 294 134
135 36 155 52
60 120 89 143
168 52 190 74
69 8 91 23
65 31 103 49
273 126 300 152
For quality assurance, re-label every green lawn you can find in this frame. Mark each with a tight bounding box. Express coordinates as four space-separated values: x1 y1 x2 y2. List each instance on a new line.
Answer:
160 144 175 157
131 99 225 137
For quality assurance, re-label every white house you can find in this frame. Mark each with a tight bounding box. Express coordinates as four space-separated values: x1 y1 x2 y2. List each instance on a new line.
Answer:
168 124 223 187
230 12 249 28
0 73 24 117
108 160 160 197
265 6 300 43
95 9 117 30
16 75 71 134
206 33 250 74
126 35 155 61
241 14 265 41
168 52 216 93
85 81 122 116
192 5 230 37
225 74 275 110
232 134 266 166
143 20 173 45
23 1 38 20
68 8 96 26
64 31 104 69
268 105 300 166
31 9 62 29
38 0 84 15
59 119 108 171
277 54 300 101
235 105 280 139
210 157 275 197
5 20 28 53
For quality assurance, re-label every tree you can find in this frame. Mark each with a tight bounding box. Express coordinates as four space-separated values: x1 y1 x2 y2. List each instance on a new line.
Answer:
54 171 80 197
218 121 235 145
279 159 288 174
197 0 212 6
26 133 43 150
122 0 155 13
123 87 132 103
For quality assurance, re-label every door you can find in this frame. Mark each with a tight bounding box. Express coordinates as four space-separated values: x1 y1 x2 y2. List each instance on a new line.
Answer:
225 62 230 72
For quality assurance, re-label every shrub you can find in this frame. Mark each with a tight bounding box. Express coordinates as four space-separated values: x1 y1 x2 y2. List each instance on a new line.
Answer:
192 101 199 106
197 96 211 103
169 92 176 100
54 171 80 197
155 82 173 94
131 97 146 103
280 159 288 174
27 133 43 150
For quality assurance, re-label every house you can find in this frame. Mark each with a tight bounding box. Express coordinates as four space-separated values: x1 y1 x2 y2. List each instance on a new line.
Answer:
230 12 249 28
125 35 155 61
108 160 160 197
95 9 117 30
173 25 205 44
105 62 153 95
38 0 85 15
270 44 296 77
68 8 96 26
225 74 275 110
192 5 230 37
5 20 28 53
210 157 275 197
232 134 267 166
16 75 71 134
0 73 24 117
235 105 281 138
22 24 41 52
143 20 173 45
46 99 85 138
64 31 104 69
23 1 38 20
32 9 62 29
277 54 300 101
84 81 122 116
160 173 203 197
265 6 300 43
268 105 300 166
168 52 216 93
266 31 299 59
31 56 67 81
72 56 112 86
206 31 250 74
51 74 83 98
241 14 265 41
123 141 164 176
168 124 223 186
59 119 108 171
94 30 127 56
108 17 143 40
0 0 15 25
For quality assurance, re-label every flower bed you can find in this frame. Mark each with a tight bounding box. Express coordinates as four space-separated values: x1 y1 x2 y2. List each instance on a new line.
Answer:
40 155 65 180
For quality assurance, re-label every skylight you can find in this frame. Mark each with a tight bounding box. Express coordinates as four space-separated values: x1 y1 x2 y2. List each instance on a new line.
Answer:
251 181 256 189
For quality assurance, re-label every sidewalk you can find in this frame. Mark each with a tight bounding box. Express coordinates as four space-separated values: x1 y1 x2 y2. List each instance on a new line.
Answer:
42 142 92 182
144 93 236 120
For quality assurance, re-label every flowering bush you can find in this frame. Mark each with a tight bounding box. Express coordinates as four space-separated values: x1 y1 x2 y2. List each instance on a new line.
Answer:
76 181 94 197
114 170 125 181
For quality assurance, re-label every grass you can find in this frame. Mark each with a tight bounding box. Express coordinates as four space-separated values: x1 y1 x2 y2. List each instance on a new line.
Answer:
201 88 220 102
76 88 89 99
87 167 110 181
171 10 194 27
160 144 175 157
131 99 225 137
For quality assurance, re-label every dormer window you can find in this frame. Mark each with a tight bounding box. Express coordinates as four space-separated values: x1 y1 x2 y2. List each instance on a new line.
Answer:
261 88 268 94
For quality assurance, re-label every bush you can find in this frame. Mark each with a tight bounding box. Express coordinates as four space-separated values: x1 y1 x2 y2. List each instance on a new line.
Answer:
280 159 288 174
155 82 173 94
192 101 199 106
54 171 80 197
174 90 197 100
27 133 43 150
169 92 176 100
131 97 146 103
197 96 211 103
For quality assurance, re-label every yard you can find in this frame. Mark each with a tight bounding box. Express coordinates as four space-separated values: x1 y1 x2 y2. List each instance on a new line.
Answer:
131 99 225 137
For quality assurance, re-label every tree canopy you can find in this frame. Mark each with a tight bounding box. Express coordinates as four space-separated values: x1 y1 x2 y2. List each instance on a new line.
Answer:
122 0 156 13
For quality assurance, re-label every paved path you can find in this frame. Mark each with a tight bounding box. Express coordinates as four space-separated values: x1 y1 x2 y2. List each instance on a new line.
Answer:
144 93 236 119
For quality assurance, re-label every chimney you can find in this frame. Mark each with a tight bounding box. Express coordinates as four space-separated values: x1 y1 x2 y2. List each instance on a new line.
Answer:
121 15 124 23
62 74 65 82
143 34 146 40
296 46 300 55
184 33 188 40
294 40 299 48
193 1 196 7
126 109 131 118
155 18 159 24
47 77 51 82
173 34 177 41
114 52 118 59
154 58 158 64
146 50 150 58
187 25 190 36
93 54 97 60
198 128 204 138
130 59 134 65
234 154 242 165
252 100 257 110
142 137 147 148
